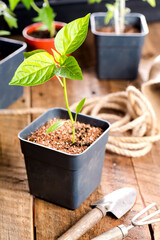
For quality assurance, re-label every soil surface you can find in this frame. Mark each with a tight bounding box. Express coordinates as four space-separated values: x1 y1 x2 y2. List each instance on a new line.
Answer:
27 118 103 154
29 29 58 39
97 25 140 33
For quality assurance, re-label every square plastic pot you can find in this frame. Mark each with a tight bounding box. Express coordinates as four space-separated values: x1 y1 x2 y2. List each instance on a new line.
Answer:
0 37 26 108
18 108 110 209
90 13 149 80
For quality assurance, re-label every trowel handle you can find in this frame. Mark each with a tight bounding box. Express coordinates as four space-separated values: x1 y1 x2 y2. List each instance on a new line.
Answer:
57 206 106 240
91 225 128 240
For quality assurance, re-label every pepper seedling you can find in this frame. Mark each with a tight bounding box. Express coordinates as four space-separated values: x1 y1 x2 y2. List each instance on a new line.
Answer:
9 14 90 143
0 0 17 36
8 0 56 38
89 0 156 33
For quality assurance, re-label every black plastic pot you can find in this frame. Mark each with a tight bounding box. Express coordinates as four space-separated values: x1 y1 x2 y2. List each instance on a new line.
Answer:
0 37 26 108
90 13 149 80
18 108 110 209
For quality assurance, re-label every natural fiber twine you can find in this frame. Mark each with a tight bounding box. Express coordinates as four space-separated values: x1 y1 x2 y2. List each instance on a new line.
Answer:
70 86 160 158
0 86 159 158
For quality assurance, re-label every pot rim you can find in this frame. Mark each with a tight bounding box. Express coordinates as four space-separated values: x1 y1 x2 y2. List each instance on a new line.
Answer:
90 12 149 37
0 37 27 64
22 21 66 41
18 107 111 157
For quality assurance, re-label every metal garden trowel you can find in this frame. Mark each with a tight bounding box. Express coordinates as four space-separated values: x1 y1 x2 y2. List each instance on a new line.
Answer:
57 187 136 240
91 202 160 240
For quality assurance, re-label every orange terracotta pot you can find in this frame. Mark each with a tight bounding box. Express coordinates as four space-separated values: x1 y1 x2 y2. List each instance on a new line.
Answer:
22 22 66 55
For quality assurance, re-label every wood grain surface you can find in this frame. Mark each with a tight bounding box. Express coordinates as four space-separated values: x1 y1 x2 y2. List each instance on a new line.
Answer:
0 22 160 240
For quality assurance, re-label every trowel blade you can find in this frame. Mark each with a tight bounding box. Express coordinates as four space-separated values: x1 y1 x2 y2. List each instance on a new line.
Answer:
91 187 136 218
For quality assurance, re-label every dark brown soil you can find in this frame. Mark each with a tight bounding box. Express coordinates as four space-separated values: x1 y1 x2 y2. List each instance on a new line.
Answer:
97 25 140 34
29 29 58 39
27 119 103 154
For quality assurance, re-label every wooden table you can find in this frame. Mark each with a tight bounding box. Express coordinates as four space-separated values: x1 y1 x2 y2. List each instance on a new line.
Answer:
0 22 160 240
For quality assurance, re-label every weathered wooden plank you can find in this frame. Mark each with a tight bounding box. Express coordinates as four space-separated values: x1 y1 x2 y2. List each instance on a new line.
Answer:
0 87 34 240
34 154 151 240
0 189 33 240
132 142 160 240
30 67 151 239
132 21 160 240
22 23 160 240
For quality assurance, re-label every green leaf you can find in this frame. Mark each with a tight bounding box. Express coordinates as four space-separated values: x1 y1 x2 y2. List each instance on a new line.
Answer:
59 55 68 65
75 97 86 122
76 97 86 114
0 30 10 36
21 0 32 9
88 0 101 3
51 49 60 62
33 15 42 23
8 0 20 11
24 49 46 59
51 49 68 65
54 56 83 80
46 120 65 133
55 13 90 55
9 52 56 86
3 11 18 28
40 6 53 30
143 0 156 7
105 4 114 24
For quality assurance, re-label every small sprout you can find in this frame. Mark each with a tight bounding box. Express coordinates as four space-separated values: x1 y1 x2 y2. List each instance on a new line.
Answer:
75 98 86 123
46 121 65 134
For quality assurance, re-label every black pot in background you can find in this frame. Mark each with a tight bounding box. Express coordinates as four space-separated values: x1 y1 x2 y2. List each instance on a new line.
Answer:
90 13 149 80
18 108 110 210
0 37 26 108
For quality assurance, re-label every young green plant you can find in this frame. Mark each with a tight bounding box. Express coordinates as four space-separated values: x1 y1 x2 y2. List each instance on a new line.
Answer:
9 14 90 144
8 0 56 38
89 0 156 33
0 0 17 36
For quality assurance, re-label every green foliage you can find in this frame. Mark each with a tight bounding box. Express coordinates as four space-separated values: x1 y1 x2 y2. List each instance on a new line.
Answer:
10 52 56 86
55 14 90 55
46 121 65 133
88 0 101 3
23 49 46 59
105 3 115 24
75 98 86 122
8 0 20 11
89 0 156 33
0 30 10 36
33 6 56 37
8 0 56 38
143 0 156 7
0 1 17 35
9 15 90 143
21 0 32 10
54 56 83 80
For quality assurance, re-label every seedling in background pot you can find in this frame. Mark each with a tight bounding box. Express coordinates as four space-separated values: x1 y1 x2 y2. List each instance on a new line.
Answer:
9 14 90 144
0 0 17 36
8 0 56 38
89 0 156 33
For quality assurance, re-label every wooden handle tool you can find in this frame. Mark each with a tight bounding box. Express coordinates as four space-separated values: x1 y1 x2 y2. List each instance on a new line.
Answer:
57 188 136 240
91 225 128 240
57 205 106 240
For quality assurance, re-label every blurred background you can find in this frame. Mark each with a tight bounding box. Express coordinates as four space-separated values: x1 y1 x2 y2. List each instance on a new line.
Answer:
1 0 160 34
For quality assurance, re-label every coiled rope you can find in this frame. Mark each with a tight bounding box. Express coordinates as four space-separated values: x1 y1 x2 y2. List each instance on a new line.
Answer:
70 86 160 157
0 86 159 157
